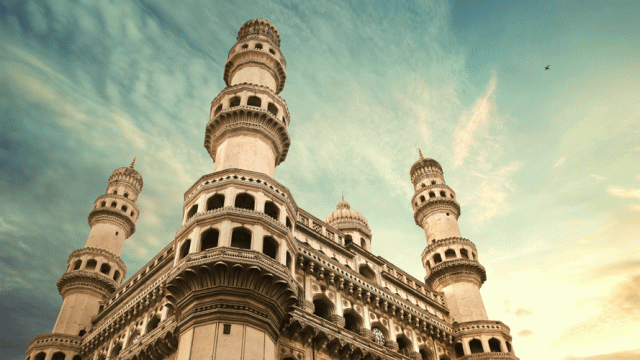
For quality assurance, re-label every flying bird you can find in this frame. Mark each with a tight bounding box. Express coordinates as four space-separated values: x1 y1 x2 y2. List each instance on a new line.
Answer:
545 65 550 70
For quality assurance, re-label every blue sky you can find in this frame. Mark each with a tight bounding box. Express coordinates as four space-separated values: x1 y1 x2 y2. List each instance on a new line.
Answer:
1 1 639 359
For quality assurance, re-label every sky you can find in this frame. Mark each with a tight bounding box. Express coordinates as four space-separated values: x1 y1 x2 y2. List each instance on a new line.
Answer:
0 0 639 359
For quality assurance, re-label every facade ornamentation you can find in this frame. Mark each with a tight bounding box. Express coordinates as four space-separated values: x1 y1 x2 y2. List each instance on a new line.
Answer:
26 19 518 360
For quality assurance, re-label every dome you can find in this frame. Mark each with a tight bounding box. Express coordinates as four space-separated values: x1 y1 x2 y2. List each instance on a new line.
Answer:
237 18 281 47
325 199 369 229
108 158 143 191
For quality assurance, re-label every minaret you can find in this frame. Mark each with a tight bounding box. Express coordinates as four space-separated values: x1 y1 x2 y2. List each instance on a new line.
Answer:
410 152 517 358
204 18 290 178
26 161 142 359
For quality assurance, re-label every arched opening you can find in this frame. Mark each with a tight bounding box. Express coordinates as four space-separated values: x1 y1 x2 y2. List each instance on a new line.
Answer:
73 260 82 270
146 314 160 333
207 194 225 211
359 265 376 281
85 259 97 271
34 353 46 360
123 192 129 198
78 329 86 336
100 263 111 275
440 191 446 197
111 343 122 357
286 216 292 230
247 96 262 107
214 104 222 116
241 43 248 49
360 238 366 248
433 254 442 264
113 270 120 282
254 43 263 50
420 195 426 202
267 102 278 115
455 342 465 357
268 48 276 55
489 338 501 352
445 249 456 259
51 352 66 360
472 252 477 260
72 356 82 360
345 235 353 246
231 228 252 249
420 348 435 360
286 252 292 270
431 181 436 185
111 202 117 207
312 297 333 321
397 335 412 356
262 236 278 259
264 201 280 220
371 325 387 347
343 311 362 333
200 228 219 251
179 240 191 259
100 201 106 207
506 341 512 352
469 339 484 354
429 191 435 198
460 248 469 259
450 193 455 198
229 96 241 107
234 193 255 210
187 204 198 220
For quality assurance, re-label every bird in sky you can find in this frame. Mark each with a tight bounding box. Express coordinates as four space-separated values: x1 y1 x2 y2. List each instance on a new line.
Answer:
545 65 550 70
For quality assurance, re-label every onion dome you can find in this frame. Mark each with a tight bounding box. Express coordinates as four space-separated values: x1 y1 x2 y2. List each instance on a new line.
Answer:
410 149 443 184
325 198 369 230
108 158 143 192
237 18 281 47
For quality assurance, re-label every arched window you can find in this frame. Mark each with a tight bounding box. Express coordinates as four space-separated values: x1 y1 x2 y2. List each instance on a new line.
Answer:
187 204 198 220
268 48 276 55
433 254 442 264
506 341 512 352
472 252 477 260
73 260 82 270
146 315 160 333
421 183 426 188
469 339 484 354
312 297 333 321
450 193 455 198
179 240 191 259
429 191 435 198
207 194 225 211
113 270 121 282
455 342 465 357
111 202 117 207
489 338 501 352
343 311 362 333
286 252 292 270
254 43 263 50
360 238 366 248
78 329 86 336
359 265 376 281
51 352 66 360
445 249 456 259
262 236 278 259
200 228 219 251
123 193 129 198
100 263 111 275
264 201 280 220
247 96 262 107
72 356 82 360
229 96 241 107
420 195 426 202
420 348 435 360
372 325 386 346
440 191 446 197
460 248 469 259
397 335 412 356
231 228 251 249
286 216 292 230
214 104 222 116
345 235 353 246
431 181 436 185
85 259 97 271
234 193 255 210
241 44 248 49
34 353 46 360
267 102 278 115
100 201 106 207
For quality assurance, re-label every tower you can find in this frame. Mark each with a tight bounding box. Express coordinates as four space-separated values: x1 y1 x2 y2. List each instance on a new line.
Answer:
26 160 142 360
411 152 517 358
166 19 298 360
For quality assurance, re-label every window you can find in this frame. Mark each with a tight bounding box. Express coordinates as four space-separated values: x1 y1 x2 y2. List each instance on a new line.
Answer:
429 191 435 198
445 249 456 259
286 252 292 270
344 311 361 333
34 353 46 360
286 216 292 230
200 229 219 251
433 254 442 264
262 236 278 259
345 235 353 246
179 240 191 259
264 201 279 220
360 238 366 248
397 335 412 356
469 339 484 354
506 341 512 352
187 204 198 220
123 193 129 198
247 96 262 107
440 191 446 197
420 195 426 202
73 260 82 270
214 104 222 116
268 48 275 55
431 181 436 185
234 193 255 210
267 102 278 115
78 329 86 336
146 315 160 333
51 353 66 360
241 44 248 49
113 270 120 282
111 202 117 207
100 201 106 207
489 338 501 352
72 356 82 360
229 96 241 107
207 194 225 210
230 228 251 249
100 263 111 275
223 324 231 334
455 342 465 357
110 343 122 357
312 297 333 321
85 259 97 271
254 43 263 50
359 265 376 281
460 248 469 259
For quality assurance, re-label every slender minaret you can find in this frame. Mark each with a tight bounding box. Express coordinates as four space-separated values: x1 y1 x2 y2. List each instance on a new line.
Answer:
411 152 517 357
26 161 142 359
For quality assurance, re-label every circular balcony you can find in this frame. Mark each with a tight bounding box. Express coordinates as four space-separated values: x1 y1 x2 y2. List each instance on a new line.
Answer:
57 270 117 297
425 259 487 290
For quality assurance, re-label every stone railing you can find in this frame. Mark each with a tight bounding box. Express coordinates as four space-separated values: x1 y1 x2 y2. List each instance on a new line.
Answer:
67 247 127 271
459 352 517 359
422 237 477 259
176 206 290 237
56 270 118 296
425 259 487 287
454 320 511 337
413 198 461 225
28 333 81 353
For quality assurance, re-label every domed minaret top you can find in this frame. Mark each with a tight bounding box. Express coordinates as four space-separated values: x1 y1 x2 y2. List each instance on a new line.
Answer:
237 18 281 47
107 157 143 196
325 197 372 250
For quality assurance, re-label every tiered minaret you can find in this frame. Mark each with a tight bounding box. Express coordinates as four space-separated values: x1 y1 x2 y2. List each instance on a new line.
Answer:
411 151 518 358
167 19 298 360
26 160 142 360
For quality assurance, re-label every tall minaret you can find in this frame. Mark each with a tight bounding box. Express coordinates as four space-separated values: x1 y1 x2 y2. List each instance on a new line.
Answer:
411 152 517 357
204 18 290 178
26 161 142 359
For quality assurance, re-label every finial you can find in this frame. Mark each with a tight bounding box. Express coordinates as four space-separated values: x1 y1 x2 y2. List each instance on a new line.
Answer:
130 157 137 169
342 191 344 202
418 148 424 160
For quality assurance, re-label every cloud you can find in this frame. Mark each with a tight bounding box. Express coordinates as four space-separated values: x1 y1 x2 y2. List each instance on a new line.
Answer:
590 174 605 180
518 329 534 337
514 308 534 317
608 186 640 199
562 349 640 360
553 157 566 168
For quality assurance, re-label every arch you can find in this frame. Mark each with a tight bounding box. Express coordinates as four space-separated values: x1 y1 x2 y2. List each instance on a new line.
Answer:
440 191 446 197
179 239 191 259
78 329 86 336
343 310 362 334
420 347 435 360
113 270 121 282
207 194 225 211
234 193 255 210
371 323 388 347
100 263 111 275
506 341 512 352
267 102 278 115
111 201 117 207
454 342 465 357
85 259 97 271
100 201 106 207
264 201 280 220
312 296 334 321
433 253 442 264
286 251 292 269
72 356 82 360
286 216 292 230
146 314 160 333
241 43 248 49
123 193 129 198
229 96 241 107
421 183 426 188
429 191 435 198
187 204 198 220
254 43 263 50
214 104 222 116
450 193 455 198
200 228 219 251
360 238 366 248
460 248 469 259
262 236 279 260
34 353 46 360
469 338 484 354
489 338 501 352
344 235 353 246
472 252 477 260
231 228 252 249
420 195 426 202
73 260 82 270
110 342 122 357
247 96 262 107
359 264 376 282
268 48 276 55
397 334 413 356
445 249 456 259
51 353 66 360
431 180 436 185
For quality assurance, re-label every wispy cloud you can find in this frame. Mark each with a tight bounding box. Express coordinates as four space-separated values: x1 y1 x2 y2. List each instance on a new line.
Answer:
590 174 605 180
608 186 640 199
554 157 566 168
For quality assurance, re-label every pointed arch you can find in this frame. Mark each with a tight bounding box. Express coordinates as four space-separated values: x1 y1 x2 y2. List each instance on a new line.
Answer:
264 201 280 220
200 228 219 251
469 338 484 354
207 194 225 211
179 239 191 259
489 338 502 352
262 236 279 259
231 227 252 249
234 193 255 210
445 249 456 259
343 309 363 334
187 204 198 219
312 295 334 321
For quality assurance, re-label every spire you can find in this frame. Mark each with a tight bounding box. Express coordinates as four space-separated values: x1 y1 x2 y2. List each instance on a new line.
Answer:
130 157 136 169
342 191 344 202
418 148 424 160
